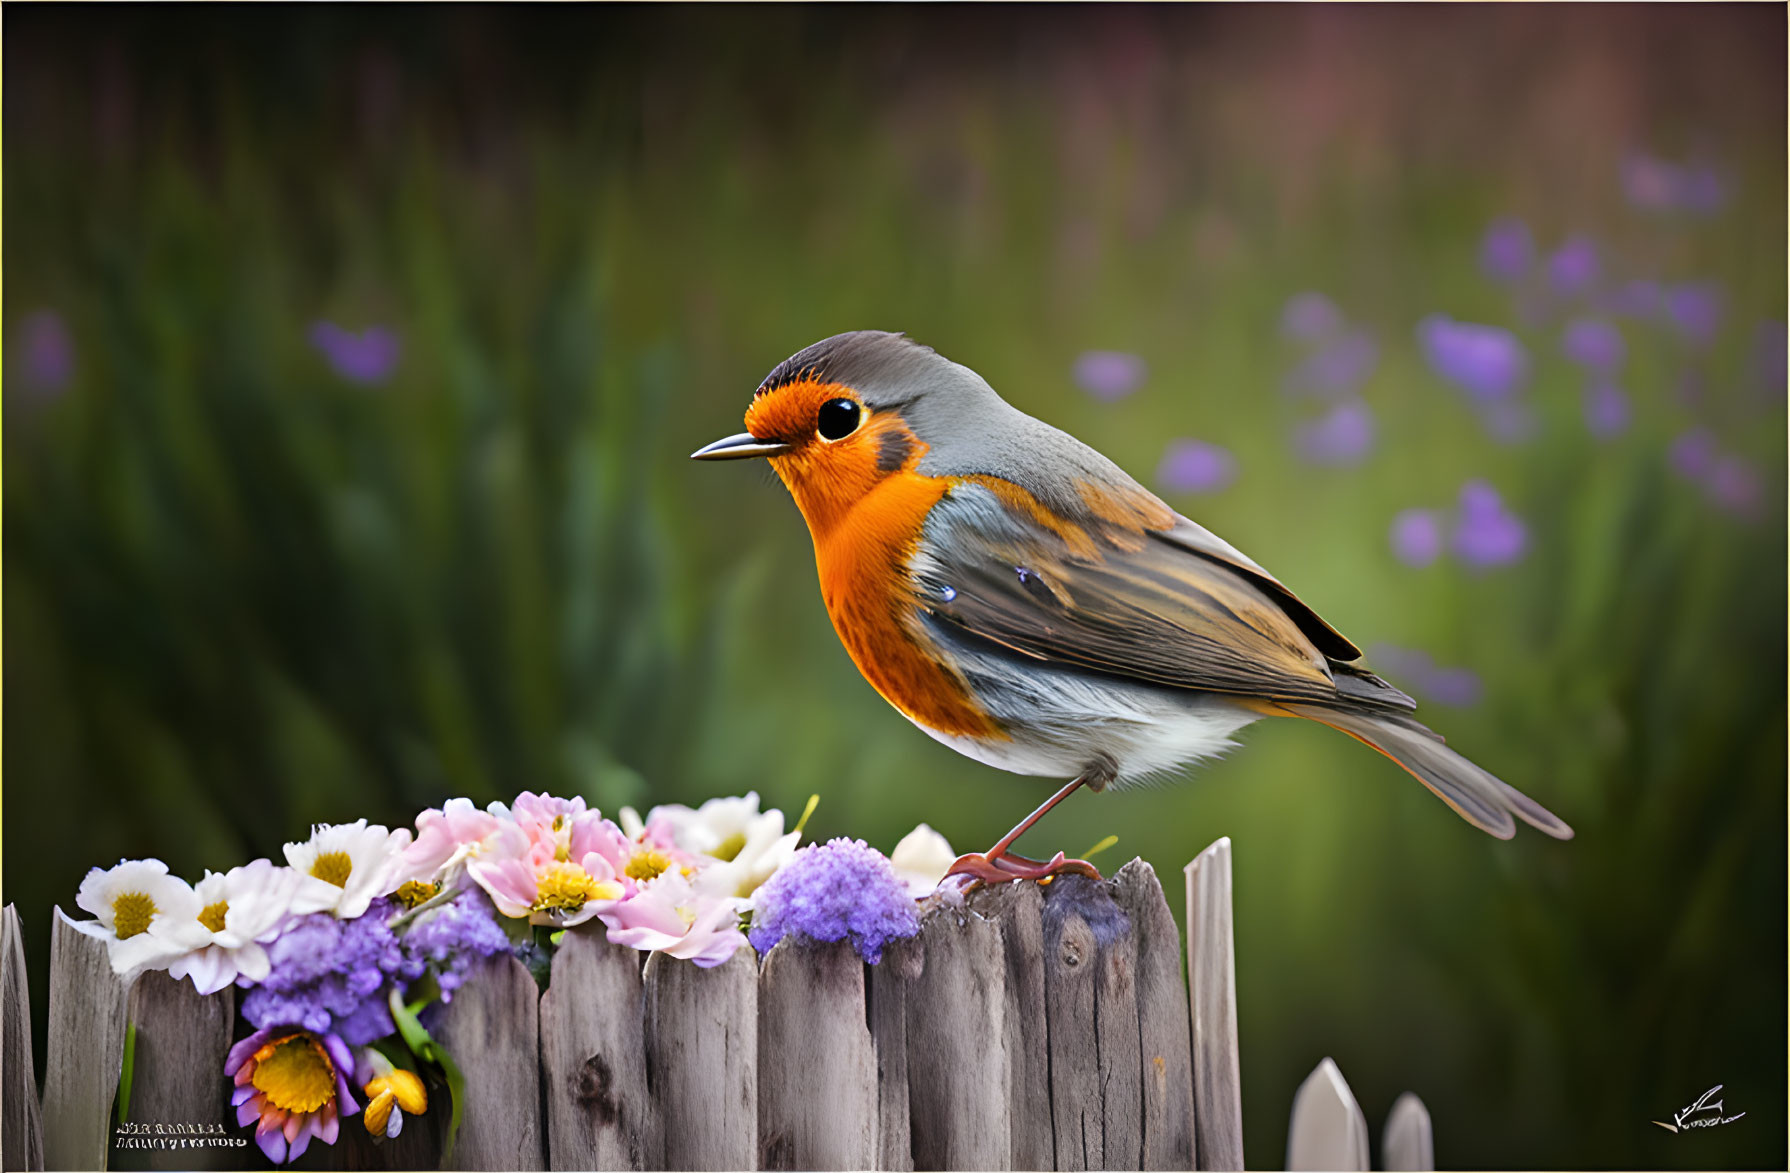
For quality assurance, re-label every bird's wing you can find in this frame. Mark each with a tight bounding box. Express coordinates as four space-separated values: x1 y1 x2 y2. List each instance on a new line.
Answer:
913 481 1398 707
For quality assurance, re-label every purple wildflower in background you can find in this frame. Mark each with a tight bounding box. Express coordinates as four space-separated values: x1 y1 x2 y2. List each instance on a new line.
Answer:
1581 381 1630 440
1479 217 1534 283
310 321 402 385
1157 439 1238 494
1294 400 1376 467
1622 153 1731 217
1424 665 1485 707
1546 236 1600 299
1705 456 1763 517
1072 351 1147 401
240 898 425 1046
14 310 75 396
1452 481 1527 568
402 889 511 1002
1280 292 1344 344
1389 508 1444 568
1668 428 1718 481
1561 318 1625 373
1367 644 1483 708
1417 315 1529 401
1664 283 1725 348
1283 331 1377 398
747 838 919 964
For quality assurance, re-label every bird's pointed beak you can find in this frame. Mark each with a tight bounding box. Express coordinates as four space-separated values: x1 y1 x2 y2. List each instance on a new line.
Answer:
690 432 791 461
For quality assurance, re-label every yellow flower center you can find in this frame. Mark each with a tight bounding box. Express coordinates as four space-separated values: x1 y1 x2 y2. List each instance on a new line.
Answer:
393 881 439 909
711 832 748 863
111 892 157 940
310 851 354 887
625 850 674 882
198 901 229 933
251 1035 337 1114
532 863 621 913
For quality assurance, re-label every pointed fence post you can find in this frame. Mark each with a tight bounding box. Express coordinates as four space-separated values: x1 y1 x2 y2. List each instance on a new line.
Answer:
1382 1092 1434 1171
43 908 133 1172
642 948 758 1171
539 922 652 1171
757 938 876 1170
1286 1057 1369 1171
1184 839 1243 1171
3 906 44 1172
1112 861 1196 1171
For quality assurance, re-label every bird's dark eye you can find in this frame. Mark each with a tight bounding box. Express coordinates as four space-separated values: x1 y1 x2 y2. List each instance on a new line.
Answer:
816 398 862 441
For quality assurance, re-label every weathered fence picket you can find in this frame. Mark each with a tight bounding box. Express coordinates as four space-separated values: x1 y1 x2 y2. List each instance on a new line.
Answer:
4 849 1441 1172
3 906 45 1172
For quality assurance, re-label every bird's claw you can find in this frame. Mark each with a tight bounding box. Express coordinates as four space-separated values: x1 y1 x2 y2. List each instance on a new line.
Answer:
942 849 1103 891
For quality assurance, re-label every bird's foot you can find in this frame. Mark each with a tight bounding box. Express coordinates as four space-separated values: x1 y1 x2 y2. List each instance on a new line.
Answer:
942 849 1103 890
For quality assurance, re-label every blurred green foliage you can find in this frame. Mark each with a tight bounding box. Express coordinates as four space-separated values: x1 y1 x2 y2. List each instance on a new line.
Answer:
5 7 1784 1168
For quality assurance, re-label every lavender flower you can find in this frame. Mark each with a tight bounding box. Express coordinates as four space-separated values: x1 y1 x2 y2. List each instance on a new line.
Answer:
1294 400 1376 467
1705 456 1763 517
1366 644 1483 708
1417 315 1529 401
1665 284 1724 348
1157 439 1238 494
1622 153 1730 217
747 838 919 964
1452 481 1527 568
1479 218 1534 283
240 898 424 1046
1280 292 1344 344
1389 508 1444 568
402 889 511 1002
1546 236 1600 299
1668 428 1718 481
1561 318 1625 373
310 321 402 385
13 310 75 396
1072 351 1147 401
1581 381 1630 440
1283 332 1377 398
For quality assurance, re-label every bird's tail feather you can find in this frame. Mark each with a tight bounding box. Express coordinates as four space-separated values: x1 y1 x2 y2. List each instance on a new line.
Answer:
1279 702 1574 840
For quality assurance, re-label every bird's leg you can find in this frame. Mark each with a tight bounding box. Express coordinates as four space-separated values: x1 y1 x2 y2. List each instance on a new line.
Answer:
944 774 1103 886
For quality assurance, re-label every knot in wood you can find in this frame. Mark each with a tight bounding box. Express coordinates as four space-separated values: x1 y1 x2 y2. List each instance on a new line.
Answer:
1057 915 1095 968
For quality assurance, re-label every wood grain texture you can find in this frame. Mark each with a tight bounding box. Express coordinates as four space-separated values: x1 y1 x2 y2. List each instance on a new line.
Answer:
1041 875 1139 1171
757 938 876 1171
867 938 918 1172
436 953 544 1171
1285 1057 1368 1172
968 881 1052 1172
538 922 652 1172
3 906 44 1172
1382 1091 1434 1171
1185 839 1244 1171
643 948 757 1171
120 973 234 1170
43 907 133 1173
1112 860 1196 1171
901 909 1009 1172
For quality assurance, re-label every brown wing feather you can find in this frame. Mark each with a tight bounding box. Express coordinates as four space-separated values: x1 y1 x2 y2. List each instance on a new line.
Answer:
915 486 1358 705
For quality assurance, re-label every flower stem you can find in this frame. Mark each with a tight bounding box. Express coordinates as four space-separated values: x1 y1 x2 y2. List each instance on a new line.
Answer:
386 884 460 932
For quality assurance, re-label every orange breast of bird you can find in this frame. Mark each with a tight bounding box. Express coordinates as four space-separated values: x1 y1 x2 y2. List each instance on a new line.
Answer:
765 415 1005 743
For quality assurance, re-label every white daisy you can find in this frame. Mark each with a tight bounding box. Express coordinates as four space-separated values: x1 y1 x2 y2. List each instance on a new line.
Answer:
890 823 957 899
72 859 204 977
282 820 413 919
163 859 341 994
633 792 801 905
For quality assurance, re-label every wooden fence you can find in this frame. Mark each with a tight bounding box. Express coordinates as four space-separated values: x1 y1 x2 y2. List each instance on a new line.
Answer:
1 839 1434 1171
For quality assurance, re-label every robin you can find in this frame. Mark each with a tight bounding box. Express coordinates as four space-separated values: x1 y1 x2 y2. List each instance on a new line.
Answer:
693 331 1572 884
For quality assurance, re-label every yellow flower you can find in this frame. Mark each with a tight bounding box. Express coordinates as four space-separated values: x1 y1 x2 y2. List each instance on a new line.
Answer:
363 1068 428 1140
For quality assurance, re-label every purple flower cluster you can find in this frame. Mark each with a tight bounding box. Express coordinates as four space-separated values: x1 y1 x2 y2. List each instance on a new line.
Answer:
1156 438 1238 494
310 321 402 385
747 838 919 964
1367 644 1484 708
1390 481 1527 570
1294 400 1376 467
1278 293 1378 466
240 898 424 1045
13 309 75 396
1072 351 1147 401
402 889 511 1001
1668 428 1763 519
1622 153 1729 217
1417 315 1529 402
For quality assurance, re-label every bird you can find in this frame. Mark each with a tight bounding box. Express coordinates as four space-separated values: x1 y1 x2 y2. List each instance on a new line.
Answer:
692 330 1572 885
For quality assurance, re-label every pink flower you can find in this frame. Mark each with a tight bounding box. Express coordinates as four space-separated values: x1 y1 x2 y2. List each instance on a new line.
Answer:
598 871 747 967
396 798 507 884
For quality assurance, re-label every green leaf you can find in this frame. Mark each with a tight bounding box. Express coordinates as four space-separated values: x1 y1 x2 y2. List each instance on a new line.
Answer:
385 987 466 1163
